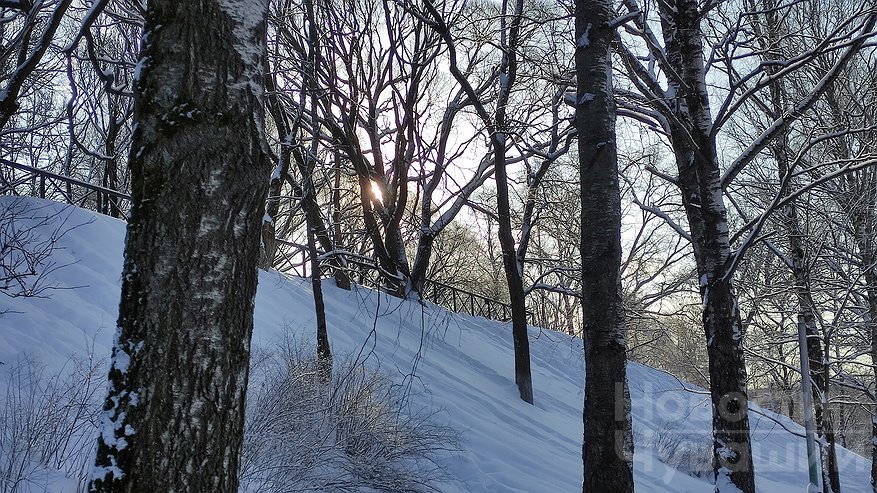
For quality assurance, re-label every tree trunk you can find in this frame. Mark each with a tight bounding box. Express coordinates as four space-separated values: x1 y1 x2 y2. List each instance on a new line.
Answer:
781 151 840 493
89 1 269 491
419 0 532 401
576 1 635 491
305 0 330 378
763 40 839 489
495 132 533 404
659 1 755 490
307 178 331 378
332 151 351 289
409 231 437 296
102 91 122 218
492 0 533 404
865 268 877 493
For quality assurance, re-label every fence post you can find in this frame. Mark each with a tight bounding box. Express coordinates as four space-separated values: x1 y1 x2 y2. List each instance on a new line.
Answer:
39 176 45 198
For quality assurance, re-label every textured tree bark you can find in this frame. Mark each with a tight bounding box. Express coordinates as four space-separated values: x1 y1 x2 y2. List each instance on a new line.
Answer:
659 1 755 490
575 0 635 491
89 1 270 491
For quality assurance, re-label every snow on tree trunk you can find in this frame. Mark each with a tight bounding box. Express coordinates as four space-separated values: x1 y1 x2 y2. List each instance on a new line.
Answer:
658 0 755 490
575 0 635 491
89 1 270 491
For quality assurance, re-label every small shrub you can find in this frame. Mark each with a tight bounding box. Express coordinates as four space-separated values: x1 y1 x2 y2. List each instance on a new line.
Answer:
0 199 88 309
0 354 103 492
240 338 457 493
0 337 457 492
650 419 713 480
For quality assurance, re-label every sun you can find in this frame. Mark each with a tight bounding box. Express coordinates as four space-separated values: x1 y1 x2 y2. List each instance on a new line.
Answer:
370 180 384 204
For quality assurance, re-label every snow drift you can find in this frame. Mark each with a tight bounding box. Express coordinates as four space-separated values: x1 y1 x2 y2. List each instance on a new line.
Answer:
0 196 872 492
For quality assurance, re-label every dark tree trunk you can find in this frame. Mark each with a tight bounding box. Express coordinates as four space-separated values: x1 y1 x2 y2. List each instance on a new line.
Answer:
409 231 436 296
418 0 532 402
494 132 533 404
659 1 755 490
864 266 877 493
307 178 331 378
575 1 635 491
89 1 270 491
305 0 330 377
492 0 533 406
332 151 351 289
102 93 122 218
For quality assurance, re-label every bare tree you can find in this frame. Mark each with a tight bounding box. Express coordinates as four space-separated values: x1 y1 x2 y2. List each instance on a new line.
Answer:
617 0 877 488
0 0 73 131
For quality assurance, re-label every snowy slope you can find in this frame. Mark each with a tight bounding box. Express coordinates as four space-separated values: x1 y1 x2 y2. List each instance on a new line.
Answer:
0 196 871 492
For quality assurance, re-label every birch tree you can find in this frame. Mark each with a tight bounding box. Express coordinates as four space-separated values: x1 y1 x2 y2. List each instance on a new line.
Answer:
89 1 270 491
617 0 877 490
575 0 635 490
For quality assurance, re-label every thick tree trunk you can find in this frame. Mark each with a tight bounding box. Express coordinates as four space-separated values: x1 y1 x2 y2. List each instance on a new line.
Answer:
575 1 635 491
660 1 755 490
89 2 269 491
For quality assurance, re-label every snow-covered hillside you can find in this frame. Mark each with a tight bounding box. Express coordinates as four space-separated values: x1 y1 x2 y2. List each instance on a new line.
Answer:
0 196 872 492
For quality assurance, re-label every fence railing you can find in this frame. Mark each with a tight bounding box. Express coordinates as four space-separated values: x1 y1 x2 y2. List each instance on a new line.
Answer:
1 159 575 333
277 240 558 328
0 159 130 217
423 278 514 322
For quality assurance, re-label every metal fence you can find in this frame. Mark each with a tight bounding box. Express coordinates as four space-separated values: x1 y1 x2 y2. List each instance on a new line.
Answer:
0 159 574 332
0 159 130 217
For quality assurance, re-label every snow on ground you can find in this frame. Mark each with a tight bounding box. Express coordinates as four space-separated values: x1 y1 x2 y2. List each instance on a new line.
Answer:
0 196 872 492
